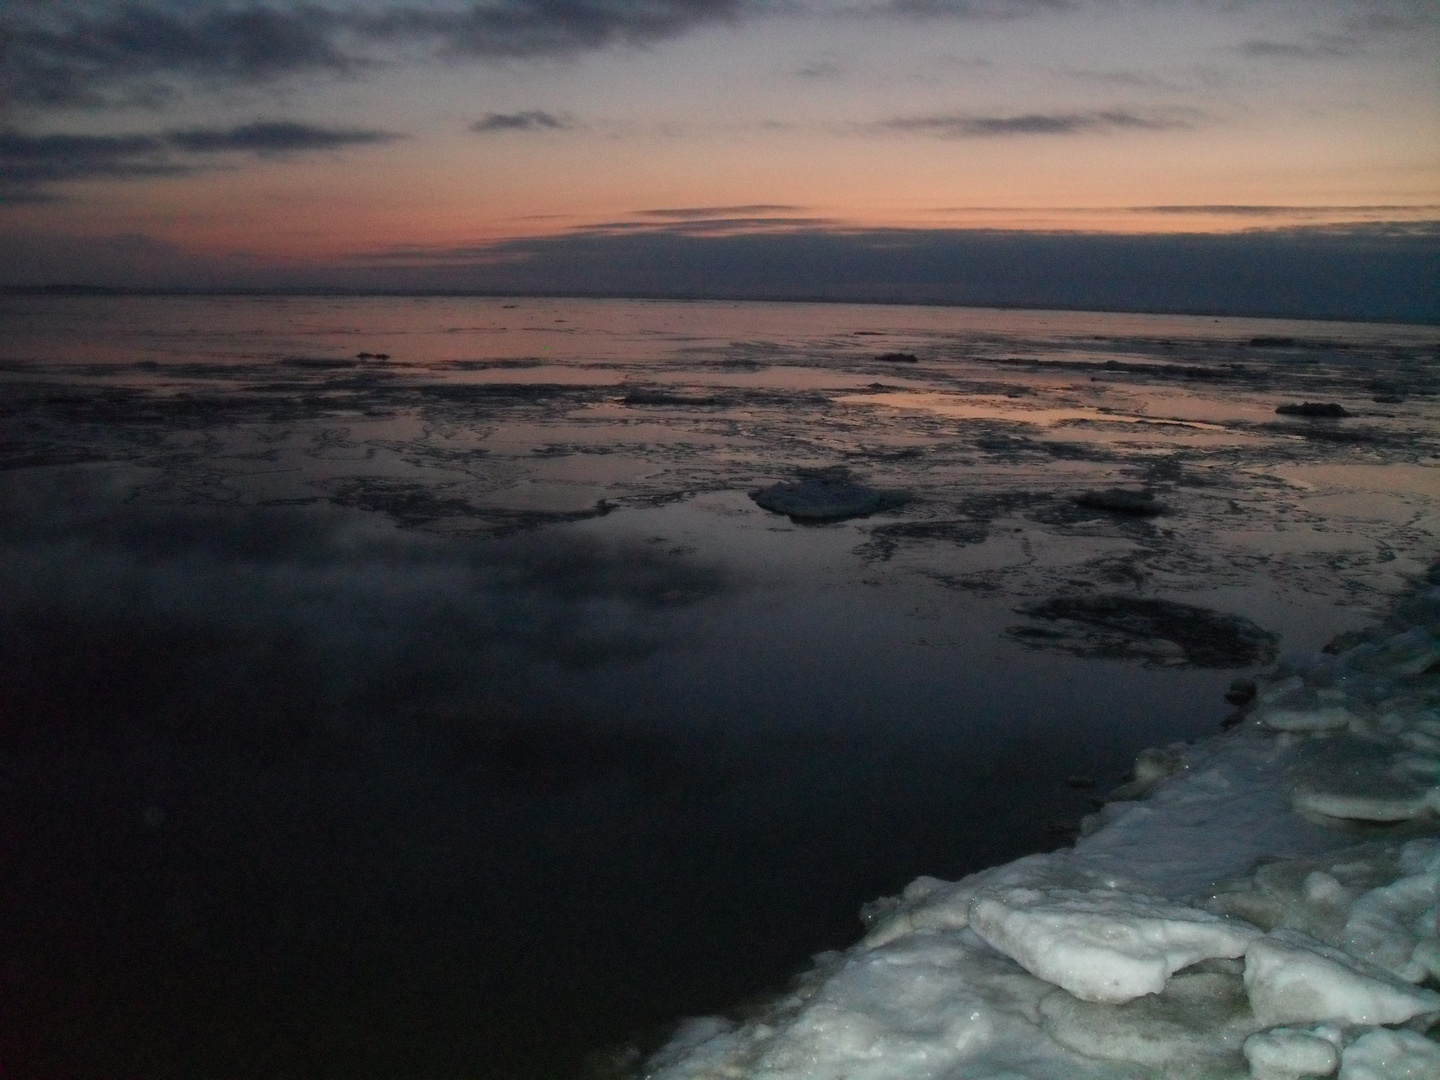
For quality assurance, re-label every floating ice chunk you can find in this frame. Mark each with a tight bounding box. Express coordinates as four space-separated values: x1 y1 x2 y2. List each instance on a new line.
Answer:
967 887 1261 1003
1040 969 1263 1068
1337 1028 1440 1080
1287 737 1438 822
1243 929 1440 1027
1243 1026 1340 1080
1073 487 1165 516
749 476 907 522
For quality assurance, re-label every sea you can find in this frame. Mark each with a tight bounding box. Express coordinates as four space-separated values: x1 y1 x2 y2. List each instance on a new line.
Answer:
0 294 1436 1078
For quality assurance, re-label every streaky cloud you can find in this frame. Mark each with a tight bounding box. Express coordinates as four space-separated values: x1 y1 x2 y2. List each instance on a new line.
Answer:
587 215 842 235
1135 204 1440 218
886 0 1073 19
1 121 400 200
373 0 746 59
919 204 1440 220
1240 36 1354 60
0 130 179 188
1 2 353 112
633 205 808 218
874 109 1188 137
165 121 400 153
1 1 752 117
470 111 577 133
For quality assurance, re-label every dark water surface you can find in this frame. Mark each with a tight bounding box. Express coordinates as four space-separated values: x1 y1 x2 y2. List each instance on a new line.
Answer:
0 296 1437 1078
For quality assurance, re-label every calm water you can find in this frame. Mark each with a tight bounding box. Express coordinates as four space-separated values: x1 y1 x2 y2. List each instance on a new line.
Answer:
0 296 1437 1078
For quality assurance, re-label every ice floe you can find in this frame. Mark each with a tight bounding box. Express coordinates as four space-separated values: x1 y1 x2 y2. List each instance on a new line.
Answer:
646 576 1440 1079
749 473 909 523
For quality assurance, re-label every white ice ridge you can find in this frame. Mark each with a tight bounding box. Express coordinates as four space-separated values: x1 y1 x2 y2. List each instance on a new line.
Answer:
647 584 1440 1080
968 887 1260 1003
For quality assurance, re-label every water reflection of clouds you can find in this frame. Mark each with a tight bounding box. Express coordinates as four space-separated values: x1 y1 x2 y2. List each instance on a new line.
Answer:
0 464 729 750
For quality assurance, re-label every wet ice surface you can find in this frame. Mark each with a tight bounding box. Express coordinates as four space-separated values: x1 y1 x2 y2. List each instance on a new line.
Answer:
0 296 1437 1078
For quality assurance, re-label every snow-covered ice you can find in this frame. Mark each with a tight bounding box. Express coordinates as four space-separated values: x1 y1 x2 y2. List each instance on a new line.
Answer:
646 580 1440 1079
1338 1029 1440 1079
1244 1027 1341 1080
968 887 1259 1003
1242 930 1440 1027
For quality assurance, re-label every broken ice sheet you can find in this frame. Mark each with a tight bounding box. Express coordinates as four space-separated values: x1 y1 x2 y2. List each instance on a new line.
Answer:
967 886 1261 1003
1039 969 1262 1069
1337 1027 1440 1080
1288 736 1440 822
1205 840 1440 985
1243 929 1440 1027
1242 1026 1341 1080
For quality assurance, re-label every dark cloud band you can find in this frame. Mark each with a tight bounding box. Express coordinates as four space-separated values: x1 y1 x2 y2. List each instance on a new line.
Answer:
470 111 577 133
333 221 1440 324
165 121 399 153
2 3 353 111
633 205 807 219
2 1 748 117
0 122 399 200
873 110 1189 137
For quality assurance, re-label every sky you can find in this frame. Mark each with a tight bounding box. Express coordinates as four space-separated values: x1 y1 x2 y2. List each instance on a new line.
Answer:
1 0 1438 317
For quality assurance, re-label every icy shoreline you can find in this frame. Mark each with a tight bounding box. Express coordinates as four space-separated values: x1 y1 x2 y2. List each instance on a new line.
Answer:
645 574 1440 1080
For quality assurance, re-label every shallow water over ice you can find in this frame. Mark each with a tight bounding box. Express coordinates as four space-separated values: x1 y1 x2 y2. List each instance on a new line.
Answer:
0 296 1436 1078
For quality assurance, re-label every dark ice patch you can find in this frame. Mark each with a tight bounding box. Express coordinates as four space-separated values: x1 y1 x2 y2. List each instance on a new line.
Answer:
1006 595 1278 668
1073 488 1166 516
859 518 989 561
750 475 909 523
447 359 544 370
280 356 360 369
325 477 487 527
325 476 615 533
622 388 724 407
1276 402 1350 418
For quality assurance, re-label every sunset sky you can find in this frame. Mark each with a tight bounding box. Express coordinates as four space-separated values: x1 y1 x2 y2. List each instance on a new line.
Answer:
2 0 1437 312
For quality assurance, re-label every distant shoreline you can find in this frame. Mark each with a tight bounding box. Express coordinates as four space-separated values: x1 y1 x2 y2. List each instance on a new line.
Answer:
4 285 1437 329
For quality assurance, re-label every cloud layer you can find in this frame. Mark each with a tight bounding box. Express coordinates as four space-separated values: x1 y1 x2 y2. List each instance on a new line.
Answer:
1 0 749 115
335 221 1440 323
470 110 577 133
872 109 1189 137
0 121 399 200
